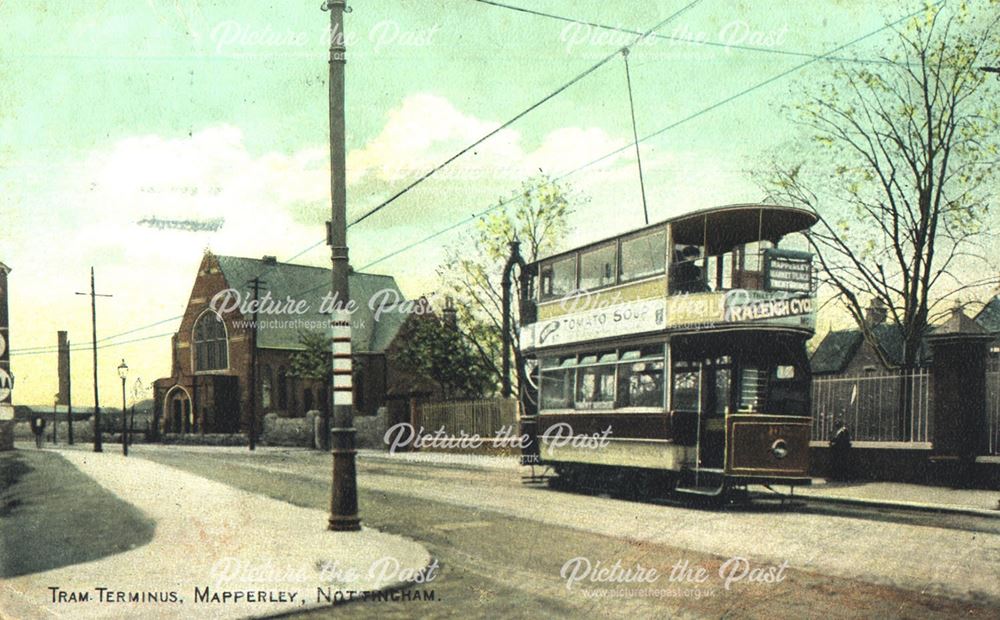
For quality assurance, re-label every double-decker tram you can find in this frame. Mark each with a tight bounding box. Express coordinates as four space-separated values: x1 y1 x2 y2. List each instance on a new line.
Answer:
518 203 817 499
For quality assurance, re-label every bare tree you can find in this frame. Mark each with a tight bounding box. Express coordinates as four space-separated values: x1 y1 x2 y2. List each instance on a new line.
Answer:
762 1 1000 372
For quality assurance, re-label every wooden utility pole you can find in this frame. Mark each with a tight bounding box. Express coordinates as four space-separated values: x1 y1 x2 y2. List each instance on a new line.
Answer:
76 268 112 453
247 277 266 451
324 0 360 532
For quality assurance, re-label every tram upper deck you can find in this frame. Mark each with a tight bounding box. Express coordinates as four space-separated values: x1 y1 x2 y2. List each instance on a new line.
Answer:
519 204 819 353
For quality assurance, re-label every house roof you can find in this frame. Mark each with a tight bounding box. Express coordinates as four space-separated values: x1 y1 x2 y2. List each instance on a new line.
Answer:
810 329 863 374
975 295 1000 333
810 322 933 374
931 306 990 340
214 255 408 354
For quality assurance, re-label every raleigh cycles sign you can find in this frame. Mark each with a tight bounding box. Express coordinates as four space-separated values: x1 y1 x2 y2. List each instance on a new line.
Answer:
665 289 816 329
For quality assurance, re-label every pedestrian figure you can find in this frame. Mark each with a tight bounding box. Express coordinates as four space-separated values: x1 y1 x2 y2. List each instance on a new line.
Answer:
30 415 47 449
829 419 852 481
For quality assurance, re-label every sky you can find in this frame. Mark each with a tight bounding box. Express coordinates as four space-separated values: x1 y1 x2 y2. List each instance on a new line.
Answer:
0 0 990 405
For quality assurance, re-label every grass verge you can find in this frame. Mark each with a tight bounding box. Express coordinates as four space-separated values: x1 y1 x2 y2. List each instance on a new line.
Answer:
0 449 155 577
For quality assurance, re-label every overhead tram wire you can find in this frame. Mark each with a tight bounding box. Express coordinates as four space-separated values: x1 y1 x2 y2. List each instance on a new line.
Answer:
10 332 176 357
345 0 706 229
357 1 939 272
13 2 933 354
9 239 330 357
472 0 901 67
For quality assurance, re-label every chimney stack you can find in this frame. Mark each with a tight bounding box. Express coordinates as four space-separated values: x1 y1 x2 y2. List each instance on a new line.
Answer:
865 298 887 326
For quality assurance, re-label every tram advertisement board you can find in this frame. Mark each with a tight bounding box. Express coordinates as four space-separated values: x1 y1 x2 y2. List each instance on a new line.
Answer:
664 289 816 329
520 298 667 350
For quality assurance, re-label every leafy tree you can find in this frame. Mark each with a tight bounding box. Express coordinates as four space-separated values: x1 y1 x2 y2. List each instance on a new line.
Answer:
396 315 496 400
761 1 1000 371
288 330 331 380
438 173 582 393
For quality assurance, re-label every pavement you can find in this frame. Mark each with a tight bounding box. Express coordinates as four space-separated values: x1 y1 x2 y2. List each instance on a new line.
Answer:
793 479 1000 517
356 448 1000 518
1 447 432 620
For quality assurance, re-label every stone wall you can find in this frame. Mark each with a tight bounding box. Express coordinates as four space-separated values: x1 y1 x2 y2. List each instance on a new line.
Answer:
355 407 389 450
260 411 318 447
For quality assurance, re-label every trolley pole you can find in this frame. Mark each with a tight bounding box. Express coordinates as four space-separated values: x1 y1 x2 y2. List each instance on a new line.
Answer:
324 0 360 532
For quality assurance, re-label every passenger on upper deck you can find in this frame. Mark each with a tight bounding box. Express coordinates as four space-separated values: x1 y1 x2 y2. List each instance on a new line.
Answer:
669 245 708 294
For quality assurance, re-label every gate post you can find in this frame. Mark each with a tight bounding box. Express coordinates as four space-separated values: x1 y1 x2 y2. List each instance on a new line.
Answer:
927 308 992 486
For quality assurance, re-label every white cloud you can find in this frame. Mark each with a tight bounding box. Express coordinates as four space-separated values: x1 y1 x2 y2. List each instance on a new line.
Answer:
5 94 760 404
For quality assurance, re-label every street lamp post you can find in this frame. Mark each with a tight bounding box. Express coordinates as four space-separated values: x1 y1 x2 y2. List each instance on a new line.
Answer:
323 0 360 532
118 359 128 456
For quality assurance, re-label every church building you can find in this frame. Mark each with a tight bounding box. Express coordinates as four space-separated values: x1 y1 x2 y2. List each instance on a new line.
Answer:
153 251 427 436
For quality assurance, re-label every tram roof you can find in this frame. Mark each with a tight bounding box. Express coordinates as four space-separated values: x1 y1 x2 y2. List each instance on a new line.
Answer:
534 203 818 264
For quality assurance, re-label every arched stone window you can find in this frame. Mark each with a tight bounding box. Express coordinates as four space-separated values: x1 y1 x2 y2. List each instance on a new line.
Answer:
193 310 228 372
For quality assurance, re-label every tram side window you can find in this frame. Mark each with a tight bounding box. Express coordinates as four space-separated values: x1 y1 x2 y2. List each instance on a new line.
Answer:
540 357 575 409
621 231 667 282
540 257 577 300
576 363 616 409
671 361 701 411
579 244 617 290
618 347 665 408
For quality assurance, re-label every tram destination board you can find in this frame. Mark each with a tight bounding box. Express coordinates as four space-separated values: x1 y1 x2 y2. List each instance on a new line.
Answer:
764 248 812 293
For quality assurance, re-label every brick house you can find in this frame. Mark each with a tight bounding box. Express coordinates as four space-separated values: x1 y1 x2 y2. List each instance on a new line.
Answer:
153 251 431 435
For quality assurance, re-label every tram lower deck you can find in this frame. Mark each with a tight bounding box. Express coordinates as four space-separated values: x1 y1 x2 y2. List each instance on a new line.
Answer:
522 329 813 494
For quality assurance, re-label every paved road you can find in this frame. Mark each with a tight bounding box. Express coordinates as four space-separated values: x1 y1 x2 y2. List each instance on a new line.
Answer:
1 449 430 620
136 446 1000 619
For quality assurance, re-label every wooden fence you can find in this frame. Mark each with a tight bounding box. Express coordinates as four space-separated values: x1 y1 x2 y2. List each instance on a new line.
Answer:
414 398 519 437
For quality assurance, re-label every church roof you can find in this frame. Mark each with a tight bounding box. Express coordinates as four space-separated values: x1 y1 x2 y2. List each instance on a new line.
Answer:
214 255 409 354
